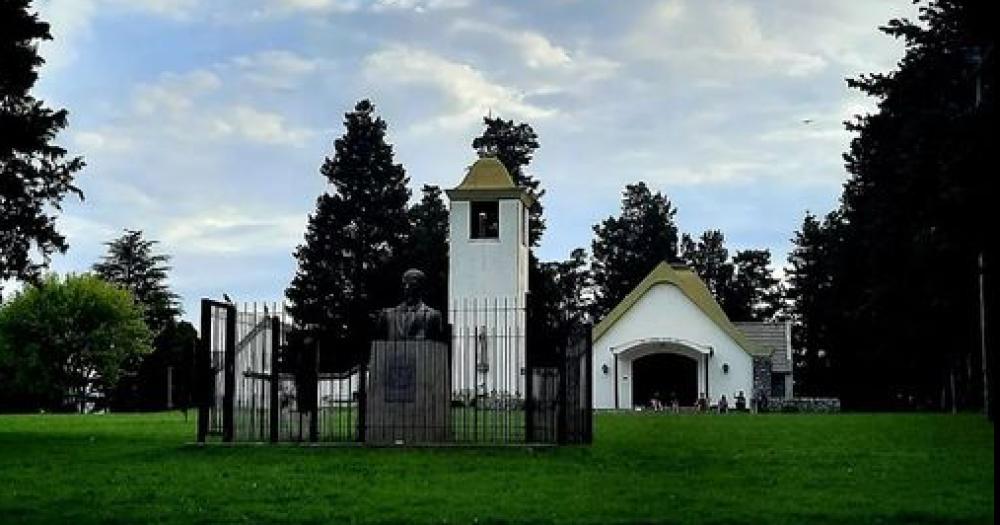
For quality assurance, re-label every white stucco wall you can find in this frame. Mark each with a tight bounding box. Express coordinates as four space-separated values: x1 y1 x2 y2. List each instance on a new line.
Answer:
448 198 529 398
448 199 528 305
592 283 753 409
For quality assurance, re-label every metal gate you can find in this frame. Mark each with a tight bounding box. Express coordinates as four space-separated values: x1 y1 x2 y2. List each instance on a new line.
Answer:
197 299 591 445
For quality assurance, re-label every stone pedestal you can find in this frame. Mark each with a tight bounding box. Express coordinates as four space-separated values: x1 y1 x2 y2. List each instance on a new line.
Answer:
366 340 450 444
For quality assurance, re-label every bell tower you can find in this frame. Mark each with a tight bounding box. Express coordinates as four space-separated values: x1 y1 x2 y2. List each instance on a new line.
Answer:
446 156 533 397
446 156 532 308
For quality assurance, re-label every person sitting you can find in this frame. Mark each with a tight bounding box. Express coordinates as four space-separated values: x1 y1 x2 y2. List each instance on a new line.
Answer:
718 394 729 414
696 393 708 412
650 392 663 411
735 390 747 411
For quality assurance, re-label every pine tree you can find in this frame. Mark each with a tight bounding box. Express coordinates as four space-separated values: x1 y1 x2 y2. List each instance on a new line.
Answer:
681 230 734 300
1 0 84 296
786 212 840 397
286 100 410 371
591 182 679 319
471 116 545 246
93 229 180 334
725 249 783 322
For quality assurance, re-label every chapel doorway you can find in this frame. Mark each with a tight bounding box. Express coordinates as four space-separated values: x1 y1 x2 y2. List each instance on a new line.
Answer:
632 353 697 408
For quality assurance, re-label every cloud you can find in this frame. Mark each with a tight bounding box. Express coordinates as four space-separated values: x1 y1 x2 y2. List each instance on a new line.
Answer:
162 208 305 255
228 50 323 90
34 0 99 71
264 0 469 15
84 67 314 149
363 46 557 133
35 0 200 71
225 105 314 145
450 19 619 80
267 0 363 13
627 1 827 78
373 0 471 12
133 70 223 116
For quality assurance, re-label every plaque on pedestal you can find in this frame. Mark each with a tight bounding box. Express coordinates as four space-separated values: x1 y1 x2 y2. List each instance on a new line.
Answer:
366 340 451 444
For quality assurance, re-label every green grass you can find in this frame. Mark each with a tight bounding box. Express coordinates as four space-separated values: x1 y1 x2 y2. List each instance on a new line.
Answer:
0 412 993 524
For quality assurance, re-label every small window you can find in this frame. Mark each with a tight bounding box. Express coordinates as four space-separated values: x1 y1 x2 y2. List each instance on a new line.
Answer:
470 201 499 239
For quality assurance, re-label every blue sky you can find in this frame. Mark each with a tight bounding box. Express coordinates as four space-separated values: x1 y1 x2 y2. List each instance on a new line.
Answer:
30 0 916 322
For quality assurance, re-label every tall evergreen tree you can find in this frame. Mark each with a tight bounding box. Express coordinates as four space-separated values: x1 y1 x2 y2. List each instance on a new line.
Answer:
1 0 84 297
681 230 734 300
725 249 783 322
591 182 679 319
93 229 180 335
471 116 544 246
406 184 448 311
788 0 995 410
286 100 410 371
786 212 840 397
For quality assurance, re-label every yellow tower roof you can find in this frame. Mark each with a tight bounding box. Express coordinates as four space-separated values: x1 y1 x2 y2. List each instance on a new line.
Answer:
446 157 536 206
455 157 516 190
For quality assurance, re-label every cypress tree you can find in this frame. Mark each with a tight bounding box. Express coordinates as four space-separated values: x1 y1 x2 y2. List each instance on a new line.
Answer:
286 100 410 371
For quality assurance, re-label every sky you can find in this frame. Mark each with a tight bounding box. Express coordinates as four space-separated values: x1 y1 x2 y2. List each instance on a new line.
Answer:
29 0 918 322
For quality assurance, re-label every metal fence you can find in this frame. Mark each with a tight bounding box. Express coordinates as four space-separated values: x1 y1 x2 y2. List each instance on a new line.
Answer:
197 298 591 445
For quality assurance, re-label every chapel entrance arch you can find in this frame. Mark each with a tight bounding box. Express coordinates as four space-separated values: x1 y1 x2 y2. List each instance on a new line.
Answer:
612 338 711 410
632 353 697 408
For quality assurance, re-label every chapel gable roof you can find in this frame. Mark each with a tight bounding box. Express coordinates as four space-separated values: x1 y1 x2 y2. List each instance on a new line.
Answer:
592 261 768 356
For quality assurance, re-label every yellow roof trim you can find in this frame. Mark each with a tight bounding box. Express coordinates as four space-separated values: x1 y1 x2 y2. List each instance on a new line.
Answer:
591 261 767 356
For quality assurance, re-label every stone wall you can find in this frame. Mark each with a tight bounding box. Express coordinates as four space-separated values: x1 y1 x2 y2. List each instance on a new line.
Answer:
751 356 771 400
766 397 841 413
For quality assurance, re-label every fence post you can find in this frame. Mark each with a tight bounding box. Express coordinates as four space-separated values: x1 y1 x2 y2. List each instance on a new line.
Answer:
585 324 593 444
222 303 236 442
197 299 211 443
524 318 534 443
357 362 367 443
269 316 280 443
557 333 569 445
309 336 320 443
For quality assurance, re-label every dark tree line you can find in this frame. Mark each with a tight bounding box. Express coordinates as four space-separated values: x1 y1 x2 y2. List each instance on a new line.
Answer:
786 0 996 413
589 184 783 324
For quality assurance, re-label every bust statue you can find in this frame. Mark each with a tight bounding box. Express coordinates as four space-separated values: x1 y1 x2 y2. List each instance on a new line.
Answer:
376 269 443 341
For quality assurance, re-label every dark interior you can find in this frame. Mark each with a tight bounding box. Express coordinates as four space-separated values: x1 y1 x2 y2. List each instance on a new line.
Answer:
632 353 697 408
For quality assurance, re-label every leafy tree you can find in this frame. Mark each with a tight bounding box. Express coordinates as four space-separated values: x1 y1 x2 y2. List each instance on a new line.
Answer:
0 274 151 412
286 100 411 371
405 184 449 311
471 116 545 246
591 182 680 319
93 229 180 335
0 0 84 297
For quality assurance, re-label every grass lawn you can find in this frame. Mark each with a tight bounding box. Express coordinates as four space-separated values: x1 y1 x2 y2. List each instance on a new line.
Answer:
0 412 993 524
